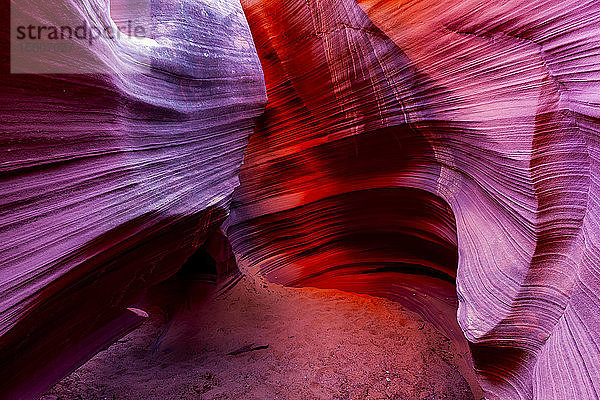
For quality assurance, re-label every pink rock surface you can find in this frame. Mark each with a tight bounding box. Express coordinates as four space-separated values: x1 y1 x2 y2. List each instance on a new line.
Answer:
2 0 600 398
227 0 600 398
0 0 265 398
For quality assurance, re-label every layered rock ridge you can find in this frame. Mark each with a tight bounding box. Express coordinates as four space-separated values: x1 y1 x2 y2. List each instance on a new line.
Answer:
2 0 600 398
228 0 600 399
0 0 265 398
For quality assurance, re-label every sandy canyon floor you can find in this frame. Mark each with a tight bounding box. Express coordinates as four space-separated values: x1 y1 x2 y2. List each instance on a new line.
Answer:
43 275 481 400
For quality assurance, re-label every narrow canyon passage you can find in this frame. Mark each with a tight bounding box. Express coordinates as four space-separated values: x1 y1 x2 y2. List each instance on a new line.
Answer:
3 0 600 397
45 274 479 400
45 204 483 399
229 184 463 345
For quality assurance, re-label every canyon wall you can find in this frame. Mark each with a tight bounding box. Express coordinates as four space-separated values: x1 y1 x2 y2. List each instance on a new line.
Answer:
1 0 600 399
228 0 600 399
0 0 265 398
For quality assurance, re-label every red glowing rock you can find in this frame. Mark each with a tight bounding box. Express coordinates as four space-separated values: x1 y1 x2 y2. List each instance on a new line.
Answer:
2 0 600 398
228 0 600 398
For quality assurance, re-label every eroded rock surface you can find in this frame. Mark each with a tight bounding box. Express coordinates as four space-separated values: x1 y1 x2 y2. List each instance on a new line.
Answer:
2 0 600 399
228 0 600 399
0 0 265 398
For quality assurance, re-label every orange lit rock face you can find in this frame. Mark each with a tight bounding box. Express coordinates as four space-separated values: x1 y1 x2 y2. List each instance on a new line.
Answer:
228 126 464 343
231 0 600 399
231 0 464 342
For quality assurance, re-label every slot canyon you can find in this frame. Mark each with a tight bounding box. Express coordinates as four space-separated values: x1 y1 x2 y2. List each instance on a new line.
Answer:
1 0 600 399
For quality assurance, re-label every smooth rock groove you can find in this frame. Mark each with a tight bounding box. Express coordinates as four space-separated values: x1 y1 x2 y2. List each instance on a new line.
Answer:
227 0 600 399
0 0 265 398
2 0 600 399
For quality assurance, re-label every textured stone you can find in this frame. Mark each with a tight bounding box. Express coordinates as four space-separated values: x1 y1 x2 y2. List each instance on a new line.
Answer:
228 0 600 399
0 0 265 398
2 0 600 398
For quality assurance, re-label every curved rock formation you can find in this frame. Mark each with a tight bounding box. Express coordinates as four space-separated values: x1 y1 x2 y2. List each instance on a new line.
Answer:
0 0 265 398
228 0 600 399
2 0 600 398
